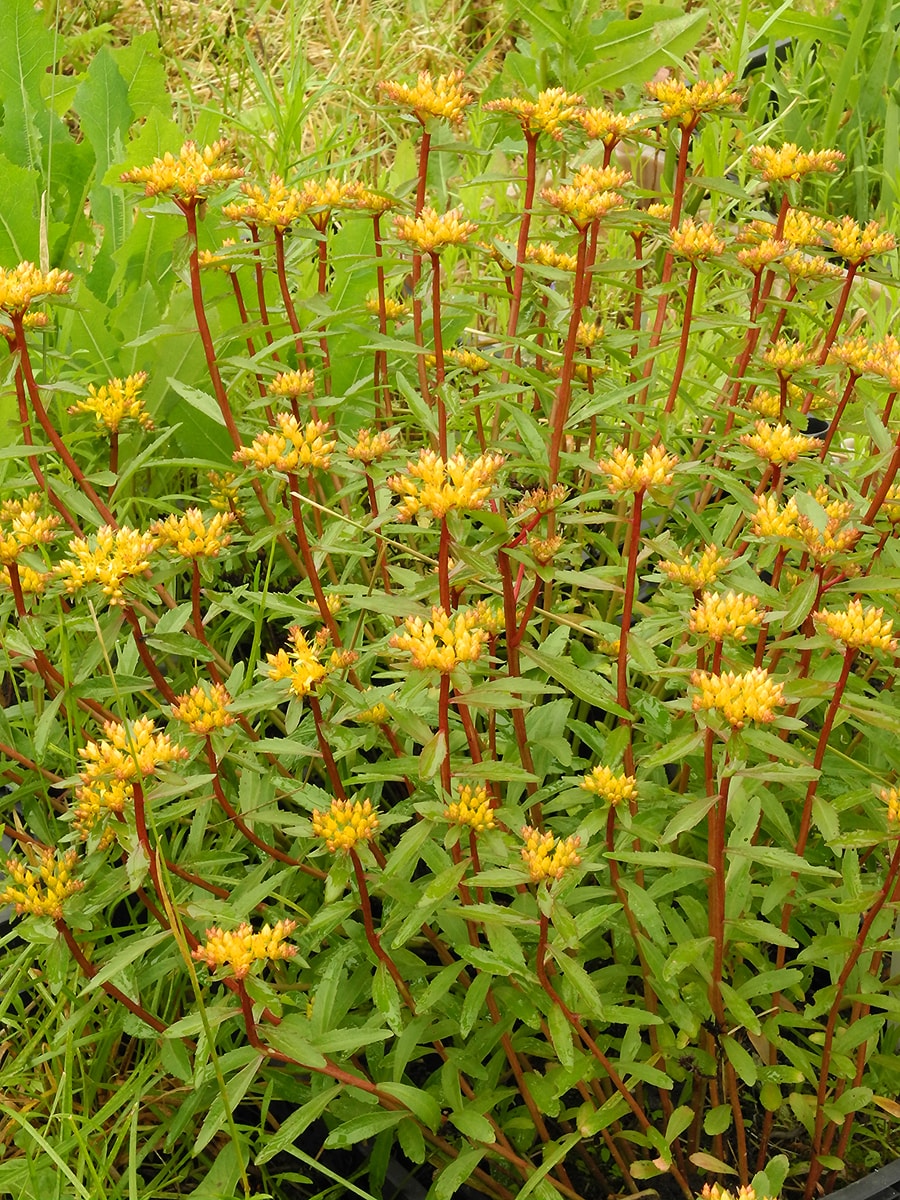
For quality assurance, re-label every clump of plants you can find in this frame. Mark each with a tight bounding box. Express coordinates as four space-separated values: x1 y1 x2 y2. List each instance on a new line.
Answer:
2 64 900 1200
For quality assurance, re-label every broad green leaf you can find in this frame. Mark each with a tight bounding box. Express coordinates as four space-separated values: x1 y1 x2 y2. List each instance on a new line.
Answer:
323 1109 406 1148
377 1082 441 1132
449 1107 496 1143
722 1034 757 1085
433 1148 485 1200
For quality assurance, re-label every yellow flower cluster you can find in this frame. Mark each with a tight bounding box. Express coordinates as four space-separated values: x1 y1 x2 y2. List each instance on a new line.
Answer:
234 415 336 474
74 716 188 838
0 262 73 316
387 449 504 521
580 765 637 807
577 107 638 146
269 370 315 399
691 667 785 728
367 296 408 321
797 489 859 562
827 216 896 264
881 787 900 824
0 493 60 565
736 239 786 272
311 798 379 853
575 321 605 348
659 544 729 590
814 600 897 653
782 250 844 282
390 607 488 672
763 339 815 375
866 334 900 390
55 525 157 606
597 444 678 495
0 846 83 919
445 784 495 832
702 1185 776 1200
348 428 393 463
207 470 241 513
378 70 474 126
690 590 763 642
486 88 584 140
529 534 564 565
645 74 741 127
1 563 49 595
750 143 844 183
525 242 579 272
171 682 236 734
224 174 307 228
671 218 726 260
394 207 477 252
152 508 235 559
69 372 153 434
446 347 492 374
752 494 800 540
192 919 298 979
266 626 328 697
121 139 242 200
512 483 568 516
354 692 390 724
740 421 823 464
520 826 582 882
829 336 873 376
542 164 629 229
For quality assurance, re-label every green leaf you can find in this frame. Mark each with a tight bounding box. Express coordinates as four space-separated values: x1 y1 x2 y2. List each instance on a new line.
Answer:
781 572 821 631
372 962 402 1031
461 971 492 1038
0 0 55 168
704 1105 733 1136
377 1082 441 1132
433 1149 485 1200
450 1107 496 1143
690 1151 737 1175
547 1003 575 1068
323 1109 406 1148
522 646 629 718
583 7 708 90
418 730 446 780
256 1085 341 1165
722 1034 757 1085
192 1053 263 1153
665 1105 695 1143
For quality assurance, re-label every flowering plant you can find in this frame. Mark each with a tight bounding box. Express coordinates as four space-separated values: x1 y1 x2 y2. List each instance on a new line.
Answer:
2 64 900 1200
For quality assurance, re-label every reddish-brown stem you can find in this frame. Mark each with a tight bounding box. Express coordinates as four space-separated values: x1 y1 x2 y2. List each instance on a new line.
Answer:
121 605 177 704
503 131 539 368
496 549 539 808
548 228 590 485
248 224 278 358
286 474 342 645
820 373 860 457
438 672 452 798
662 265 698 415
350 847 416 1008
56 918 167 1033
307 693 348 801
229 269 270 408
430 251 448 458
372 214 392 421
616 488 645 776
438 517 452 613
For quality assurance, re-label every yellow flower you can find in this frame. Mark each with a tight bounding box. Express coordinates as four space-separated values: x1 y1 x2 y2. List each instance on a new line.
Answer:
814 599 897 653
671 218 726 260
151 508 235 559
268 370 315 399
881 787 900 824
782 251 844 282
69 372 152 434
73 776 134 841
525 242 579 272
0 310 48 340
736 238 787 272
597 444 678 495
783 210 827 247
386 449 503 522
354 692 391 724
749 385 807 418
311 798 379 853
827 216 896 264
296 178 365 227
0 846 83 919
577 107 638 147
520 826 581 883
763 339 816 376
576 321 604 348
348 428 393 463
798 488 859 562
659 544 729 589
120 139 242 201
512 484 568 516
866 334 900 390
0 262 73 317
0 563 49 595
471 600 506 635
580 765 637 807
750 143 844 183
689 590 763 642
645 202 673 223
752 494 800 539
446 347 492 374
740 421 822 464
171 682 236 734
529 534 564 565
207 470 241 513
390 607 488 673
828 336 874 376
223 174 305 228
393 207 477 252
79 715 188 782
486 88 584 140
55 525 157 605
234 415 336 474
378 70 474 126
266 626 328 697
542 164 629 229
691 667 785 728
0 493 60 564
367 296 408 320
445 784 495 831
645 74 741 127
192 919 298 979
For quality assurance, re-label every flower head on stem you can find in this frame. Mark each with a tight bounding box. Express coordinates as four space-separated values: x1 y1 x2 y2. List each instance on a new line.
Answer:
192 919 297 978
520 825 581 882
576 107 639 149
580 765 637 807
691 667 785 728
223 174 305 227
387 449 504 521
880 787 900 824
151 508 235 559
393 207 477 252
0 262 72 316
378 70 474 126
671 218 726 260
645 74 741 128
814 600 897 653
597 444 678 495
750 143 844 183
739 421 822 464
234 415 336 474
68 372 152 433
171 682 236 734
120 139 242 201
826 216 896 264
0 846 83 919
55 525 157 605
486 88 584 140
445 784 495 832
690 590 763 642
348 428 393 463
312 798 379 853
390 607 488 672
659 544 730 589
866 334 900 389
0 493 60 564
266 626 329 697
268 370 315 400
752 494 800 540
525 243 579 272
